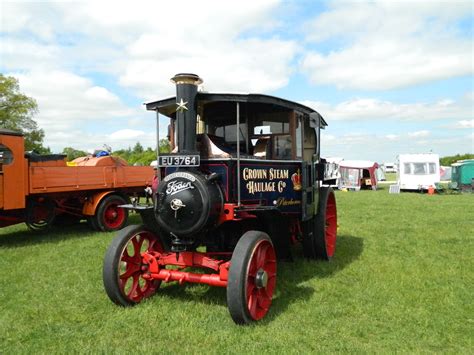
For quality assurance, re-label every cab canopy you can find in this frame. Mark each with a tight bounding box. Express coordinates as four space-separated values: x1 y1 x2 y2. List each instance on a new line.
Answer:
146 93 326 162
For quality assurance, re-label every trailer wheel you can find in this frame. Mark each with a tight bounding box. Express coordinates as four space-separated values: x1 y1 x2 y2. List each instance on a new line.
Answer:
25 198 56 231
304 187 337 260
95 194 129 232
103 224 164 306
227 231 277 324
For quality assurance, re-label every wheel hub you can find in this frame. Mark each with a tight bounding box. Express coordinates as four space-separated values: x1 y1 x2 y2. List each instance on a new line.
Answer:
255 268 268 289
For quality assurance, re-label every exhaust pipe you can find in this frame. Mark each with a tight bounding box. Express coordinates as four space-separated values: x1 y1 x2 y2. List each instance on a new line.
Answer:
171 73 203 154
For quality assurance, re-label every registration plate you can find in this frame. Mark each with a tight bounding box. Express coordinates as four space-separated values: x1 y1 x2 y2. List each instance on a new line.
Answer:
158 155 200 167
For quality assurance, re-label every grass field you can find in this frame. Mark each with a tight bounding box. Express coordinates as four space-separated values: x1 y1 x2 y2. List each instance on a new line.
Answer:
1 188 472 353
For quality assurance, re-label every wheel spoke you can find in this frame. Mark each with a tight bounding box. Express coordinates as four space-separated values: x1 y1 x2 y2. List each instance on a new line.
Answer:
247 289 258 319
131 236 143 257
127 274 140 299
119 263 141 280
257 288 271 310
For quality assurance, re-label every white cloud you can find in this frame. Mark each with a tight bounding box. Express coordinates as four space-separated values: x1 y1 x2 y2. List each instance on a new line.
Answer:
109 129 148 140
408 130 430 138
301 92 472 121
452 120 474 129
1 1 293 97
301 1 473 90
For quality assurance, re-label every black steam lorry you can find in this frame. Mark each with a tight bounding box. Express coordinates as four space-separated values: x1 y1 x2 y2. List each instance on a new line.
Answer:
102 73 338 324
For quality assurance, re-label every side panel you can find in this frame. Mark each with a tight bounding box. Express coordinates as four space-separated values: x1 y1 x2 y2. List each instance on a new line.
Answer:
238 161 303 214
29 166 153 194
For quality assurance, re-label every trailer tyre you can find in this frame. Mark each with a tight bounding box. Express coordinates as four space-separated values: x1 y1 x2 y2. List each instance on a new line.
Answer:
227 231 277 325
25 197 56 231
103 224 164 306
304 187 337 261
95 194 129 232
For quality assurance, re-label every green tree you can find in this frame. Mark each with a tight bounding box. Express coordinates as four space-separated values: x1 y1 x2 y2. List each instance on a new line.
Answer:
113 139 171 166
440 153 474 166
62 147 88 161
0 74 49 153
132 142 144 154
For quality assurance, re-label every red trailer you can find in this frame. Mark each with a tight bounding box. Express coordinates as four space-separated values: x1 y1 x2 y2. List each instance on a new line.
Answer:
0 129 154 231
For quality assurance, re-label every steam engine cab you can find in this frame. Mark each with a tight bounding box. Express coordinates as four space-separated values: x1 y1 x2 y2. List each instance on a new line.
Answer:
102 74 338 324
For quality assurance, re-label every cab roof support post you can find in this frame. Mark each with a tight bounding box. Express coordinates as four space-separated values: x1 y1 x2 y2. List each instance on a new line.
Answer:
236 101 241 207
156 109 160 164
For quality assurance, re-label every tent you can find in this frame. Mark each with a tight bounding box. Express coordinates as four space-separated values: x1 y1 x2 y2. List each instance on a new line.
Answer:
338 160 379 191
440 166 452 181
451 159 474 192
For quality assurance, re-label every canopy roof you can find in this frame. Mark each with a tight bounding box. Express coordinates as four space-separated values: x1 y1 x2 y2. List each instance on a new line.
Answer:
145 92 327 127
339 160 378 169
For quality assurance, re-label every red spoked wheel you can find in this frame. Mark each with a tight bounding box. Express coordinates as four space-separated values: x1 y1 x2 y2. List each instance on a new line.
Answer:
103 224 164 306
227 231 277 325
303 187 338 260
95 194 129 232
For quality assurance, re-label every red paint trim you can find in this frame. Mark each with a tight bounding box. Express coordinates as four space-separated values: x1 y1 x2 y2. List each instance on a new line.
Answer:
141 251 231 287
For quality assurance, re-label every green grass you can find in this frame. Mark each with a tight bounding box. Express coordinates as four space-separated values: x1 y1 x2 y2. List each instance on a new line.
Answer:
1 189 473 353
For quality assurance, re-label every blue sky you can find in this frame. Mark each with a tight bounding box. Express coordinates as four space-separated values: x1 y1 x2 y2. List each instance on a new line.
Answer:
1 0 472 163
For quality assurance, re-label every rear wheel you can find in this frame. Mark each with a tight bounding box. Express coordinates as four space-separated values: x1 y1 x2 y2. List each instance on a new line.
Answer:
227 231 277 325
25 197 56 231
103 224 164 306
303 187 337 260
94 194 128 232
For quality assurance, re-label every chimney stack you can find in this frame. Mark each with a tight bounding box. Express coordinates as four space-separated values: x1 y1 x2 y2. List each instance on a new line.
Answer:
171 73 203 154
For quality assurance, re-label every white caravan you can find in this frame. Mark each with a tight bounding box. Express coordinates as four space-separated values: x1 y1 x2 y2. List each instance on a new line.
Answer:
396 153 440 190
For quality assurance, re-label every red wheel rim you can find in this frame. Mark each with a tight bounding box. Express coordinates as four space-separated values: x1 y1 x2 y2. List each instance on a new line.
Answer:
119 231 163 302
246 240 277 321
325 191 337 257
103 202 126 229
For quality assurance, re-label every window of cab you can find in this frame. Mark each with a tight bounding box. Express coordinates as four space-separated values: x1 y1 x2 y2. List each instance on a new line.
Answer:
197 101 314 161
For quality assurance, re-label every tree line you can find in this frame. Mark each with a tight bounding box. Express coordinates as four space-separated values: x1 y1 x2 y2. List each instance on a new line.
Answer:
62 140 170 165
440 153 474 166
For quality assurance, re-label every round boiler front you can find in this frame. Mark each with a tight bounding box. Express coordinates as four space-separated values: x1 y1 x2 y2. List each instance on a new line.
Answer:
155 170 223 238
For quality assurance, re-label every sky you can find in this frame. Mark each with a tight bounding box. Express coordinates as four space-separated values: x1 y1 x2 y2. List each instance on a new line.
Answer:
1 0 473 163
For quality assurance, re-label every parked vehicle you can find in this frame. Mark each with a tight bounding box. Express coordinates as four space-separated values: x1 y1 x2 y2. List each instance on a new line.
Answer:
396 153 440 190
102 73 338 324
338 160 380 190
451 159 474 192
383 162 397 173
0 130 153 231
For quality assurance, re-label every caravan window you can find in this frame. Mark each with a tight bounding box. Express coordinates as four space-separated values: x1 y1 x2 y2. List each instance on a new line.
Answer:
429 163 436 174
404 163 412 174
413 163 427 175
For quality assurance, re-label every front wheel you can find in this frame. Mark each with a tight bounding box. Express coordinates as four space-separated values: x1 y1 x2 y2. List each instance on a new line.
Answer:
103 224 164 306
227 231 277 325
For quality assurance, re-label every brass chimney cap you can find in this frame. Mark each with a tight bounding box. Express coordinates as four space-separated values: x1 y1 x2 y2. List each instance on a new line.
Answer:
171 73 203 86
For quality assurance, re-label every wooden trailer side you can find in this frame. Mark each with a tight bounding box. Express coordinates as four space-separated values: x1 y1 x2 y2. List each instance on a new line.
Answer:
29 165 153 194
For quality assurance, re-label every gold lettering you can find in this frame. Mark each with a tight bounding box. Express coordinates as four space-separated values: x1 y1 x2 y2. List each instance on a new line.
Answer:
276 197 301 207
246 181 276 195
243 168 267 180
269 168 289 180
